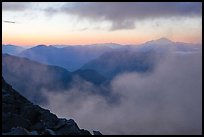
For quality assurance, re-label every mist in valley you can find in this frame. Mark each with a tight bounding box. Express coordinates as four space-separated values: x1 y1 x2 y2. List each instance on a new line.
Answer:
40 52 202 135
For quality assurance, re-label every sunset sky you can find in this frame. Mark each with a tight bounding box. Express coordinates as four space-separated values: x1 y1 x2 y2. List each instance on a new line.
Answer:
2 2 202 46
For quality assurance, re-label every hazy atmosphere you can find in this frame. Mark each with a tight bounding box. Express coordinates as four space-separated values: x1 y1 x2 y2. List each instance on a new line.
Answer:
2 2 202 135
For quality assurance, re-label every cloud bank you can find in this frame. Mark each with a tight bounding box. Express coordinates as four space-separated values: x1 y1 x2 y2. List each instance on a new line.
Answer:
3 2 202 30
60 2 202 30
42 52 202 135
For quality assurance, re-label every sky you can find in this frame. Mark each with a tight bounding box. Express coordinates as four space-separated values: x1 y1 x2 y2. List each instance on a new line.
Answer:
2 2 202 46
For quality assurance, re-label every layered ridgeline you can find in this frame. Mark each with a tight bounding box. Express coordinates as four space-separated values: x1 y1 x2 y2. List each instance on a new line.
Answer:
2 38 200 104
81 49 159 79
2 44 26 55
2 54 108 104
2 77 102 135
17 44 115 71
3 38 200 75
81 38 201 79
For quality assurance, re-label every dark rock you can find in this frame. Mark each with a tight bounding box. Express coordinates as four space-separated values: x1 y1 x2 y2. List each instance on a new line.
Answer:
30 130 39 135
2 103 19 114
2 77 101 135
3 127 30 135
80 129 92 135
29 121 45 131
54 118 67 130
38 111 59 129
93 131 103 135
55 125 82 135
20 105 42 124
2 112 31 132
55 119 82 135
2 91 15 104
42 129 56 135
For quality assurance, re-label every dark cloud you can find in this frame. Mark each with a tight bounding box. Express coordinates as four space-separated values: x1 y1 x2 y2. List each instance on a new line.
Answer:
3 2 201 30
60 2 202 30
2 2 32 11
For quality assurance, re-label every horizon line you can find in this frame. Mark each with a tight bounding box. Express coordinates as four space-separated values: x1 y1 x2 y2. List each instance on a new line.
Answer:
2 37 202 47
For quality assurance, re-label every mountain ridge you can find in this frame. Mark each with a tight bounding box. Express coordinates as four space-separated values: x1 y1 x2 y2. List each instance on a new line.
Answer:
2 54 107 104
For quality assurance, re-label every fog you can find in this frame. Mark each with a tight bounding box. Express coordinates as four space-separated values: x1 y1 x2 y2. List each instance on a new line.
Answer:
41 52 202 135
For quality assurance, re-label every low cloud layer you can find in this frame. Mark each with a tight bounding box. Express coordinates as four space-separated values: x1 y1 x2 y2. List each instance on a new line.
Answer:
42 52 202 135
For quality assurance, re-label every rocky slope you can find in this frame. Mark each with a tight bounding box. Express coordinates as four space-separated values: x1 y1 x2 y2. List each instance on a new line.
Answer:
2 77 102 135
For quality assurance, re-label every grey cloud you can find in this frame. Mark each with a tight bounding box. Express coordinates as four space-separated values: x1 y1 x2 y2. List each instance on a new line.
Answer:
110 19 136 31
59 2 202 30
44 7 57 14
3 2 201 30
2 2 32 11
42 51 202 135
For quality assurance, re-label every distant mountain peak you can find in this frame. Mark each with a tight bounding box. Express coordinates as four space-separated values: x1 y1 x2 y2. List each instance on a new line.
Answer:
29 45 48 50
2 44 25 55
36 44 47 47
156 37 172 43
144 37 173 45
2 44 13 47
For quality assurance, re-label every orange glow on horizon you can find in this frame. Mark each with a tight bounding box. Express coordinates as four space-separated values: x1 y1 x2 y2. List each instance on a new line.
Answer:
2 23 202 46
2 31 149 46
2 35 202 46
